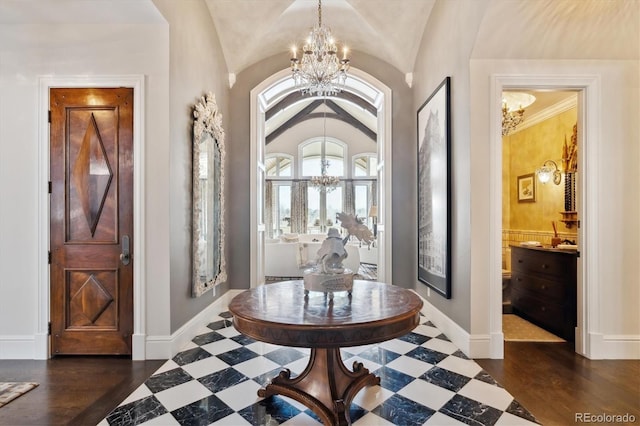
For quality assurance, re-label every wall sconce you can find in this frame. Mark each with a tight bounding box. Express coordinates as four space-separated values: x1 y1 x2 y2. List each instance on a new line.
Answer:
537 160 561 185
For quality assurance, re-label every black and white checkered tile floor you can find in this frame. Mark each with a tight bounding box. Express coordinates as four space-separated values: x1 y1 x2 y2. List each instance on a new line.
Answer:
101 311 539 426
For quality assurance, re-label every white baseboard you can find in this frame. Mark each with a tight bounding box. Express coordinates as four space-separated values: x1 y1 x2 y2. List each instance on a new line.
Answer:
0 335 35 359
419 298 501 359
586 332 640 359
145 290 242 360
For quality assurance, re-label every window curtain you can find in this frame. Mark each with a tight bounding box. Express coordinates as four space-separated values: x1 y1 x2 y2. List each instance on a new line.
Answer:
265 180 274 238
343 180 355 216
290 181 308 234
371 180 378 208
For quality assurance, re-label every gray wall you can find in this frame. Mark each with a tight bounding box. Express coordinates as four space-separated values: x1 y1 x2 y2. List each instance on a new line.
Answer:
153 0 231 333
227 52 414 290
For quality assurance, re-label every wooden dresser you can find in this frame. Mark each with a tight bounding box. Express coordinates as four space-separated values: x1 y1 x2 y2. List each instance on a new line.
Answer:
510 245 577 341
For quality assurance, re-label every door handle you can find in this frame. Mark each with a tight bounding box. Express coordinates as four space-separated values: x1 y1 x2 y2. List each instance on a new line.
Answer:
120 235 131 265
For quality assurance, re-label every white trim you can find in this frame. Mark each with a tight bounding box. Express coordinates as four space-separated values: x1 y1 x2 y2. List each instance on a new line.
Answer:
585 333 640 360
421 298 474 358
251 68 393 287
38 75 146 360
145 290 242 359
0 336 37 359
509 95 578 135
490 74 599 359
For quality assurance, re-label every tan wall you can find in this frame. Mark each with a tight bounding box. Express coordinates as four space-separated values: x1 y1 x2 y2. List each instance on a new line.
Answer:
502 108 578 252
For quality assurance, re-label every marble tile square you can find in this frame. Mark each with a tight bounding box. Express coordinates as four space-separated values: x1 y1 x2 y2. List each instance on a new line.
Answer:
192 331 226 346
238 395 302 425
412 323 443 338
423 337 459 355
216 346 260 366
154 380 213 412
145 368 193 394
207 319 233 331
505 399 539 424
151 360 180 375
303 403 367 425
475 370 503 386
215 379 262 411
458 378 514 411
210 412 252 425
252 368 285 387
106 395 168 426
284 355 311 375
180 354 230 379
385 354 433 377
405 346 449 365
352 412 396 425
357 346 402 365
215 325 241 338
231 333 256 346
343 355 381 376
198 367 249 394
438 394 503 426
424 412 467 425
119 384 153 406
218 311 233 319
201 338 242 355
263 347 308 365
496 410 540 425
378 337 421 355
281 412 323 425
397 331 431 345
398 377 455 411
244 340 280 355
371 393 436 425
138 413 180 425
232 355 281 379
351 385 395 411
172 347 213 366
374 365 416 393
436 354 483 378
170 394 235 425
419 366 472 393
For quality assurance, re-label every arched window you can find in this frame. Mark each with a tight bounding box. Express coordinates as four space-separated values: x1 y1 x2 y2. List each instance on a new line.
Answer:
300 138 346 177
353 153 377 177
265 153 293 177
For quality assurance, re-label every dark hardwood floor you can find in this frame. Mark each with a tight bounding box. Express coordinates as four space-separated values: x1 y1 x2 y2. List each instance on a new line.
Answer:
476 342 640 426
0 343 637 425
0 357 163 425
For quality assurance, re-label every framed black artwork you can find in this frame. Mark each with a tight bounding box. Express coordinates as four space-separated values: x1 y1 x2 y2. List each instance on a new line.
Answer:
417 77 452 298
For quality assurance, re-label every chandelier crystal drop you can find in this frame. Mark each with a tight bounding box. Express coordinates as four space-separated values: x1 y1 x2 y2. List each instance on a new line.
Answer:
290 0 350 96
311 159 340 192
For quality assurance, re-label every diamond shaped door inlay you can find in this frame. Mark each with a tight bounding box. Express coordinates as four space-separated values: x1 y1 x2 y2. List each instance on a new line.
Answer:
70 274 114 325
71 113 113 236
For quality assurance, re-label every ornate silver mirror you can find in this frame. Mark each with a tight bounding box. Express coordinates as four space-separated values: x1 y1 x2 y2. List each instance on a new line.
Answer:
192 92 226 297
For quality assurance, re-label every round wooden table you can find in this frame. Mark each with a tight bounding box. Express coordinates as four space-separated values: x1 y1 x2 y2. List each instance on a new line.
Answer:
228 280 423 426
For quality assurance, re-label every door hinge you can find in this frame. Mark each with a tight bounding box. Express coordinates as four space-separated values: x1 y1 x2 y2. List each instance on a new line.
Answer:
48 322 51 335
577 251 581 258
48 110 51 123
48 251 51 264
48 181 52 194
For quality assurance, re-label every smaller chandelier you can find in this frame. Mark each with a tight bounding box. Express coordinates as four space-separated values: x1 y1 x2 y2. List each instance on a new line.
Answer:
311 159 340 192
290 0 350 96
502 92 536 136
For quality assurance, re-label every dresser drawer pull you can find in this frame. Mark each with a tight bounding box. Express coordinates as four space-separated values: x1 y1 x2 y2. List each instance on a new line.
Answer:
541 264 548 269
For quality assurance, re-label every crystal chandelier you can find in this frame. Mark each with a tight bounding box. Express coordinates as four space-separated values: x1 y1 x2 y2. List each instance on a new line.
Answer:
502 92 536 136
311 159 340 192
290 0 350 96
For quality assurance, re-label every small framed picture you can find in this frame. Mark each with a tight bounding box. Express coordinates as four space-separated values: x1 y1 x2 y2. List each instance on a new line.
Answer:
517 173 536 202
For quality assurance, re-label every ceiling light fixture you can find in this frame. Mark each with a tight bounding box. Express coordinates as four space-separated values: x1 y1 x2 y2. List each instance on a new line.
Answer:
311 105 340 192
502 92 536 136
290 0 350 96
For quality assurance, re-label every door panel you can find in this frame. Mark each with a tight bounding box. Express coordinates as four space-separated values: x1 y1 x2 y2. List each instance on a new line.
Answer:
50 88 133 355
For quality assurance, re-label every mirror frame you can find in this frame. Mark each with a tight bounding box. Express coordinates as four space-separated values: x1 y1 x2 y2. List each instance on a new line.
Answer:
192 92 226 297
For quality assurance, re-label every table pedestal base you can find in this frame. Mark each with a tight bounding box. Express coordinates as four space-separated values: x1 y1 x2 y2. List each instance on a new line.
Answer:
258 347 380 426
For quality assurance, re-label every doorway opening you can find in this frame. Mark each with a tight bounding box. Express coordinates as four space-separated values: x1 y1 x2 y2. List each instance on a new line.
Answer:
491 74 600 359
250 69 393 288
500 89 579 346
